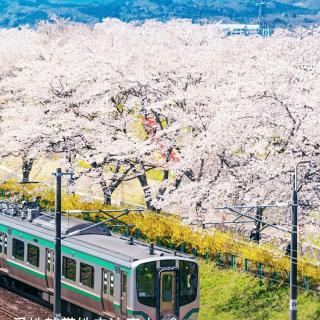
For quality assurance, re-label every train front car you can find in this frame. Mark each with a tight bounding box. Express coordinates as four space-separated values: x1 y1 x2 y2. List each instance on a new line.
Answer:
130 257 199 320
0 201 199 320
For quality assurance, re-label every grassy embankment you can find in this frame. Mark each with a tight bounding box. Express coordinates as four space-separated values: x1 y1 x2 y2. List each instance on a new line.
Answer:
199 262 320 320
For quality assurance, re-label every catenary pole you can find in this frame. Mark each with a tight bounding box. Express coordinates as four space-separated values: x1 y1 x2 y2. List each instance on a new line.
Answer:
290 174 298 320
290 160 311 320
54 168 62 320
51 167 143 319
213 160 313 320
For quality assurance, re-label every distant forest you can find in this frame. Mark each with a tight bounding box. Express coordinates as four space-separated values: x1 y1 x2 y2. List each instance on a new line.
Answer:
0 0 319 28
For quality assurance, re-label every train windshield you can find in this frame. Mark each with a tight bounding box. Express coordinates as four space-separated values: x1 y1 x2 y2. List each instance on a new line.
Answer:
179 260 198 306
136 261 157 307
136 260 198 308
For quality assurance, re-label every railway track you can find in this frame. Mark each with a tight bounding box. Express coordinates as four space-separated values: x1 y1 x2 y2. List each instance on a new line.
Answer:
0 285 51 320
0 306 18 320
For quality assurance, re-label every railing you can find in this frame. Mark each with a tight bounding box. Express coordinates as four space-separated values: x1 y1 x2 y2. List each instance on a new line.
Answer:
79 211 320 293
1 188 319 294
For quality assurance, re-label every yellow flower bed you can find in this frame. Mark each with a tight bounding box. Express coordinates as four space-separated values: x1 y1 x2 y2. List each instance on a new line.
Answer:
1 180 320 285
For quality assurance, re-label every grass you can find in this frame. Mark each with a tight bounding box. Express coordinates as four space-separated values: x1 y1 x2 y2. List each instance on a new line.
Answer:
199 261 320 320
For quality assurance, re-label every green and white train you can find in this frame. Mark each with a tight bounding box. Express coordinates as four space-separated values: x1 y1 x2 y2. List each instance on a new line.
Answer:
0 202 199 320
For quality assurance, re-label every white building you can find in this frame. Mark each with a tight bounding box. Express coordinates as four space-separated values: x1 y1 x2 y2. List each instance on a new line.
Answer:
218 24 272 36
218 1 272 37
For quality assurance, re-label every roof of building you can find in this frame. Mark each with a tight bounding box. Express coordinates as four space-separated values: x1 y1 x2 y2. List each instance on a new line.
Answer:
219 24 260 30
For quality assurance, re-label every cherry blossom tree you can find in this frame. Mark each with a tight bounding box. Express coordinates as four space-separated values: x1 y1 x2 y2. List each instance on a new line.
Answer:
0 19 320 237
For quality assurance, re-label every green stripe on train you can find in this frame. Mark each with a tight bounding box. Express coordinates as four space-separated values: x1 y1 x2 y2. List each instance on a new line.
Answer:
8 260 111 303
184 308 199 319
7 260 46 279
127 310 151 320
62 282 101 302
0 223 131 275
7 260 199 320
127 308 199 320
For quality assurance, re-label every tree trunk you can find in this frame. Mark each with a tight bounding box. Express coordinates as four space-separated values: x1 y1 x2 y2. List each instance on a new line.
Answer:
103 187 112 205
65 149 76 194
102 179 122 205
137 171 156 210
22 158 34 183
100 162 132 205
168 169 194 194
156 169 169 212
157 169 169 200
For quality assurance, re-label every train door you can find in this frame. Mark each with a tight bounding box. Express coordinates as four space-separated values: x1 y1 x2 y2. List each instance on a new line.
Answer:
102 269 116 318
0 233 7 269
120 271 128 319
45 249 54 290
159 270 178 320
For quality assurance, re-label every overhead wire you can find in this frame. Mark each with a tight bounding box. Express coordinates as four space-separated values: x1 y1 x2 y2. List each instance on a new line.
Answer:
188 223 320 268
1 165 320 268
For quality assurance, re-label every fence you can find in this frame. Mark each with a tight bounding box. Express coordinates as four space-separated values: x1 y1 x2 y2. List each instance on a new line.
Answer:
77 211 320 293
1 188 320 294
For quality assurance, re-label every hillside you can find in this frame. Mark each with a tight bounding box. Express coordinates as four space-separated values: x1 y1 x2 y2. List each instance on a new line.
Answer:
0 0 319 28
200 262 320 320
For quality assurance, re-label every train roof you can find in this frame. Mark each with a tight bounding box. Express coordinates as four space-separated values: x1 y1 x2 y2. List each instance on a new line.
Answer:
0 203 194 268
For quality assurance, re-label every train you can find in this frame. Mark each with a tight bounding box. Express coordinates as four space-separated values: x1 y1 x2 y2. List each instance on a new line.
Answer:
0 200 199 320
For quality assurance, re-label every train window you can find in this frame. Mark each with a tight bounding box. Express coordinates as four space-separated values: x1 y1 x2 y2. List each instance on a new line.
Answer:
103 271 108 294
80 263 94 289
136 261 156 307
160 260 176 268
47 252 51 272
179 261 198 306
12 238 24 261
47 250 54 272
121 272 127 294
103 271 115 296
0 233 3 253
4 235 7 255
110 272 114 296
162 274 173 302
62 257 76 282
27 244 39 267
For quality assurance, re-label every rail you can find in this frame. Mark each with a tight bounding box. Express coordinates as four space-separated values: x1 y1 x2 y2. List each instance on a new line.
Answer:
0 306 19 319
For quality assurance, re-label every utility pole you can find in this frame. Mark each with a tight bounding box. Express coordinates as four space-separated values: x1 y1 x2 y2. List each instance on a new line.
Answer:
213 165 309 320
258 0 267 27
258 0 271 36
290 161 311 320
290 173 298 320
52 167 143 319
54 168 62 320
53 168 73 320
